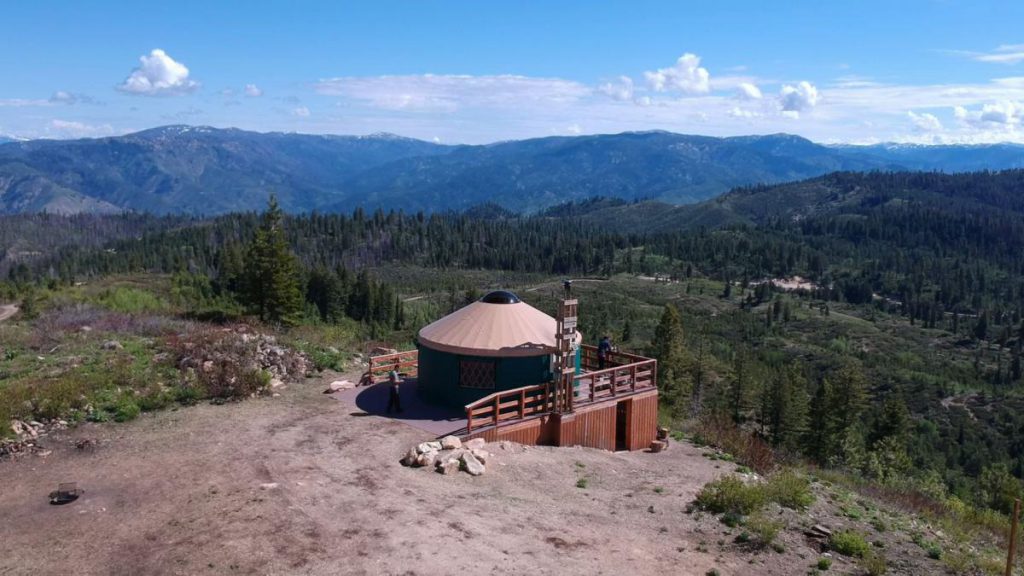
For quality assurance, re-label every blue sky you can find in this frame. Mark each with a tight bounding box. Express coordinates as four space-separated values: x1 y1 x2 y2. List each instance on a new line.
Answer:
3 0 1024 143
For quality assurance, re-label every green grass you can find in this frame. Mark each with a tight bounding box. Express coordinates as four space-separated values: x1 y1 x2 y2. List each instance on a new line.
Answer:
816 557 832 570
576 477 588 489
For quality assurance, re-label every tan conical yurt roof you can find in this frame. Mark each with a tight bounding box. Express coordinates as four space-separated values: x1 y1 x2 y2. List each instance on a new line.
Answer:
418 291 579 357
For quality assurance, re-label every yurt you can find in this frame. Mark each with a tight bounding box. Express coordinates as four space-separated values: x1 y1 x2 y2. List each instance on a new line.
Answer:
416 290 580 410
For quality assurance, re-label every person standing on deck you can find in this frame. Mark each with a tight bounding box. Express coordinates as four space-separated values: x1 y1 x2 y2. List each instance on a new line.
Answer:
386 369 403 414
598 335 613 370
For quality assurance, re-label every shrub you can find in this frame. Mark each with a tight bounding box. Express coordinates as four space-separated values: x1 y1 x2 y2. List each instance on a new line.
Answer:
744 512 784 548
721 511 743 527
860 552 887 575
816 557 832 570
764 469 815 510
829 530 870 558
576 478 588 489
695 475 766 515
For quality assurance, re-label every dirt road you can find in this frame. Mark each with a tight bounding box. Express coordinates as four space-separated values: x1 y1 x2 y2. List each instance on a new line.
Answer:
0 304 17 323
0 372 745 576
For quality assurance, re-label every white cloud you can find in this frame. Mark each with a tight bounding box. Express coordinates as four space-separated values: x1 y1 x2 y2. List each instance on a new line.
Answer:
565 123 582 135
907 111 943 132
643 53 710 94
48 119 115 138
779 81 819 115
728 107 761 118
118 49 198 96
598 76 634 101
736 82 762 100
292 106 311 117
0 98 51 107
314 74 590 111
971 44 1024 65
244 84 263 97
955 101 1022 126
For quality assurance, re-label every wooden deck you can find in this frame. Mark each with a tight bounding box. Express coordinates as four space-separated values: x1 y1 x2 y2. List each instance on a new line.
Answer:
463 345 656 434
363 345 659 450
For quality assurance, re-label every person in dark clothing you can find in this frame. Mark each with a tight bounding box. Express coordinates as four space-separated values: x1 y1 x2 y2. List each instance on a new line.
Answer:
598 335 613 370
386 369 403 414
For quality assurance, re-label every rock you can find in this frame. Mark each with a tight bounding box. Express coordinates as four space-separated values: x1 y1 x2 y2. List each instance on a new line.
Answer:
440 435 462 450
464 438 486 450
460 452 485 476
370 347 398 357
416 451 439 467
807 525 832 539
470 448 490 464
101 340 123 351
324 380 354 393
416 441 443 454
259 483 279 490
649 440 666 453
10 420 24 436
269 378 284 388
436 458 460 475
80 326 93 332
499 441 512 451
400 448 419 467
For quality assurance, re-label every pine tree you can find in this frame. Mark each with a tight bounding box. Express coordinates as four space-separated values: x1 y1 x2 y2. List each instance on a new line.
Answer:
243 195 304 325
766 365 809 451
652 304 689 410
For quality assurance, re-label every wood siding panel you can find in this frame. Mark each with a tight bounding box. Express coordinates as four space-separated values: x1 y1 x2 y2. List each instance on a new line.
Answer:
626 390 659 451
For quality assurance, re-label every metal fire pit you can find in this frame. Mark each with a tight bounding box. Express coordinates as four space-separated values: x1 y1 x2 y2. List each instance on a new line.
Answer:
48 482 83 505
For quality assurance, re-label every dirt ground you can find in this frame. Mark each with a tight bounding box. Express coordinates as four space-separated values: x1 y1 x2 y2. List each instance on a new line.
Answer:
1 370 908 576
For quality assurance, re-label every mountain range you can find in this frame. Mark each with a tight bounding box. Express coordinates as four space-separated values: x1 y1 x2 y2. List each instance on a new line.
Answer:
1 125 1022 215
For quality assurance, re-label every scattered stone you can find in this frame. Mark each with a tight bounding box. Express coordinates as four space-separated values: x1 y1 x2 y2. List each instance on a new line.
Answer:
80 326 93 333
499 441 512 451
807 525 832 539
436 458 460 475
269 378 284 389
440 435 462 450
101 340 123 351
464 438 486 450
324 380 354 393
416 451 438 467
470 448 490 464
259 483 279 490
416 441 443 454
460 452 485 476
400 448 419 467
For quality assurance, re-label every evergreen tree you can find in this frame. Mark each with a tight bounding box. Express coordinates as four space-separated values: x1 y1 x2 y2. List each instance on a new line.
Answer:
242 195 304 325
652 304 689 410
766 365 809 451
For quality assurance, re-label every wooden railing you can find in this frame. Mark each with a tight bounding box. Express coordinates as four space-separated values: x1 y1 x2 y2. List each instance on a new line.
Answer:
579 344 651 371
463 355 657 434
572 358 657 404
465 383 552 433
364 350 418 385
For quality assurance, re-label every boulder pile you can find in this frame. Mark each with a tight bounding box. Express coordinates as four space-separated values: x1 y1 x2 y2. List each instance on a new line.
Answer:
400 435 492 476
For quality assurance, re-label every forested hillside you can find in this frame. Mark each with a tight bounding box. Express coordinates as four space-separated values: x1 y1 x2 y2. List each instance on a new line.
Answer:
5 169 1024 531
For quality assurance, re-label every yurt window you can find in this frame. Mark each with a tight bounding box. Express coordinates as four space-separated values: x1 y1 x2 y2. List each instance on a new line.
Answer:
459 359 496 389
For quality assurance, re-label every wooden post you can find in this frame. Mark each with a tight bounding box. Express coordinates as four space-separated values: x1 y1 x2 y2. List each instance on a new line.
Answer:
466 409 473 433
1008 498 1020 576
495 396 501 426
519 388 526 419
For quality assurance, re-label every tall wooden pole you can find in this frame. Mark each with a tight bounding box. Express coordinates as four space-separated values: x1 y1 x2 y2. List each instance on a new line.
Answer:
1007 498 1020 576
554 281 578 414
